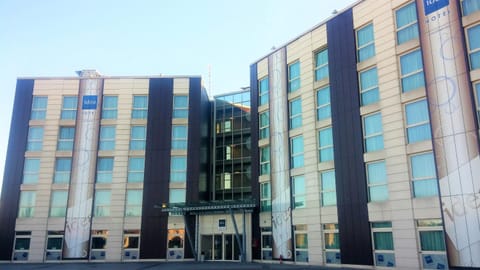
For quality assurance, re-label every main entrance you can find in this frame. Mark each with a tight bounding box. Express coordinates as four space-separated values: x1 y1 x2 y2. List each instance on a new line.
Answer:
201 234 242 261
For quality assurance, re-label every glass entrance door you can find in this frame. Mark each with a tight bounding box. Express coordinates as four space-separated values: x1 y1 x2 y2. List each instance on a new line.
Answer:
200 234 242 261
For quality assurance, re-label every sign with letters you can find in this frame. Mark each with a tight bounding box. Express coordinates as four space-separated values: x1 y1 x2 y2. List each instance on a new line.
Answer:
82 95 97 110
423 0 449 15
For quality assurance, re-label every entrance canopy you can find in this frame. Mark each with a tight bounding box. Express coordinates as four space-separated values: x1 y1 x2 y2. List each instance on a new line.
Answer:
157 200 256 215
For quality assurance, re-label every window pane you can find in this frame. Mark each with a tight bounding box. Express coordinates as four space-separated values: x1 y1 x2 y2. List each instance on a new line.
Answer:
173 96 189 118
293 176 305 208
50 191 68 217
259 111 270 139
94 191 111 216
57 127 75 151
400 50 425 92
289 62 300 92
15 238 31 250
319 128 334 162
468 25 480 70
316 86 331 121
170 189 186 204
126 190 142 216
291 136 304 168
54 158 72 183
97 158 114 183
364 113 384 152
27 127 44 151
61 96 78 120
259 77 269 106
99 126 116 151
324 233 340 249
170 156 187 182
396 3 419 44
357 24 375 62
321 171 337 206
132 95 148 119
289 98 302 129
18 191 35 217
315 49 329 81
130 126 146 150
411 152 438 197
374 232 394 250
360 67 379 105
128 157 144 183
420 231 446 251
31 96 47 120
23 158 40 184
406 100 431 143
102 96 118 119
463 0 480 16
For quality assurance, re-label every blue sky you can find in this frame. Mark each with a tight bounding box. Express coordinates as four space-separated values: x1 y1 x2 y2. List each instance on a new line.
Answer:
0 0 355 195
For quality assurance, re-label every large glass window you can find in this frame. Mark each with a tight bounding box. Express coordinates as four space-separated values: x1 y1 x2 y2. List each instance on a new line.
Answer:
410 152 438 198
292 175 305 208
359 67 379 106
260 182 271 212
400 49 425 92
172 125 188 150
467 24 480 70
128 157 144 183
18 191 36 218
90 230 108 260
49 190 68 217
372 222 395 267
294 225 308 262
170 156 187 182
363 113 384 152
99 126 116 151
316 86 331 121
54 158 71 183
323 224 341 264
13 231 31 261
367 160 388 202
462 0 480 16
27 126 44 151
31 96 47 120
169 189 186 204
130 126 146 150
395 2 419 44
406 99 431 143
417 219 447 269
132 95 148 119
259 111 270 139
61 96 77 120
357 23 375 62
289 98 302 129
94 190 111 217
259 77 269 106
318 127 334 162
315 49 329 81
102 96 117 119
261 228 273 260
321 170 336 206
96 157 114 183
260 146 270 175
57 127 75 151
173 95 189 119
123 230 140 260
45 231 63 261
125 190 143 217
290 136 304 168
22 158 40 184
288 61 300 92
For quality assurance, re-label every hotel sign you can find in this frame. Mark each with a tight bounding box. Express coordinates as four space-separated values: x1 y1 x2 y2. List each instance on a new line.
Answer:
82 95 97 110
423 0 449 15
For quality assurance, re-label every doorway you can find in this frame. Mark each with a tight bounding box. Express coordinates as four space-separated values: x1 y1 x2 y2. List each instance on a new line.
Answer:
200 234 242 261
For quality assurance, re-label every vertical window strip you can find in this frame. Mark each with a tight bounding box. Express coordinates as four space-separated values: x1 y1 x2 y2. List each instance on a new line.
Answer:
290 136 304 168
323 223 341 264
321 170 336 206
315 49 329 81
259 111 270 139
316 86 331 121
318 127 334 162
292 175 306 208
260 182 271 212
260 146 270 175
170 156 187 182
371 221 395 267
288 61 301 92
259 77 269 106
172 125 188 150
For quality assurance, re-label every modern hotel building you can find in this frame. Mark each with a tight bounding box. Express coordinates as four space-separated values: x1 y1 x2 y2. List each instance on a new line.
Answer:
1 0 480 269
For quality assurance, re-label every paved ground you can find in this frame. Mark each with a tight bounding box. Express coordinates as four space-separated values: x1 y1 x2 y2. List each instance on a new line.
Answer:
0 262 358 270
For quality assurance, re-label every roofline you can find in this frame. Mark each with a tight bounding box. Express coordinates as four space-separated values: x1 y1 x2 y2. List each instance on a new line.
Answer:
17 74 202 80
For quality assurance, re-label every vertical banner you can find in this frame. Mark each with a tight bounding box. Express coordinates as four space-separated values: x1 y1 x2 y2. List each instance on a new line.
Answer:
417 0 480 267
63 76 104 259
268 48 293 260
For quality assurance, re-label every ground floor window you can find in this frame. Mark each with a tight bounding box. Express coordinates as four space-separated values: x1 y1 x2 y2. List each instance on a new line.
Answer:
90 230 108 260
13 231 31 261
167 229 184 260
201 234 242 261
417 219 447 269
323 224 340 264
261 227 272 260
371 222 395 267
45 231 63 261
123 230 140 260
294 225 308 262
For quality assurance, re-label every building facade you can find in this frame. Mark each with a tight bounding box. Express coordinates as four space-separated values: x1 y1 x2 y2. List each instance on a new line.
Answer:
1 0 480 269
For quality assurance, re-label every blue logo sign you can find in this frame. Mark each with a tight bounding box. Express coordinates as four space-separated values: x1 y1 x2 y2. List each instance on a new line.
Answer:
82 95 97 110
423 0 449 15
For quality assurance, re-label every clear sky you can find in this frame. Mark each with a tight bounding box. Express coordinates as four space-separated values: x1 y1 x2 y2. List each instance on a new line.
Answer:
0 0 356 196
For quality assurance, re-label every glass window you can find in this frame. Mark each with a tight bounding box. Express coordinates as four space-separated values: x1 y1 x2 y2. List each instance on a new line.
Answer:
61 96 78 120
316 86 331 121
96 157 114 183
406 99 431 143
22 158 40 184
367 161 388 202
363 113 384 152
294 225 308 262
123 230 140 260
128 157 144 183
169 189 186 204
54 158 71 183
289 98 302 129
417 219 447 269
357 23 375 62
99 126 116 151
290 136 304 168
318 127 334 162
321 170 336 206
27 126 44 151
50 191 68 217
94 190 111 217
57 127 75 151
467 24 480 70
18 191 35 218
259 111 270 139
102 96 118 119
132 95 148 119
395 2 419 44
45 231 63 261
400 49 425 92
90 230 108 260
288 61 301 92
31 96 48 120
172 125 188 150
410 152 438 198
173 95 189 119
315 48 329 81
261 228 273 260
463 0 480 16
292 175 305 208
476 83 480 124
13 232 31 261
323 223 341 264
130 126 146 150
359 67 379 106
170 156 187 182
260 182 271 212
372 222 395 267
125 190 143 217
259 77 269 106
260 146 270 175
